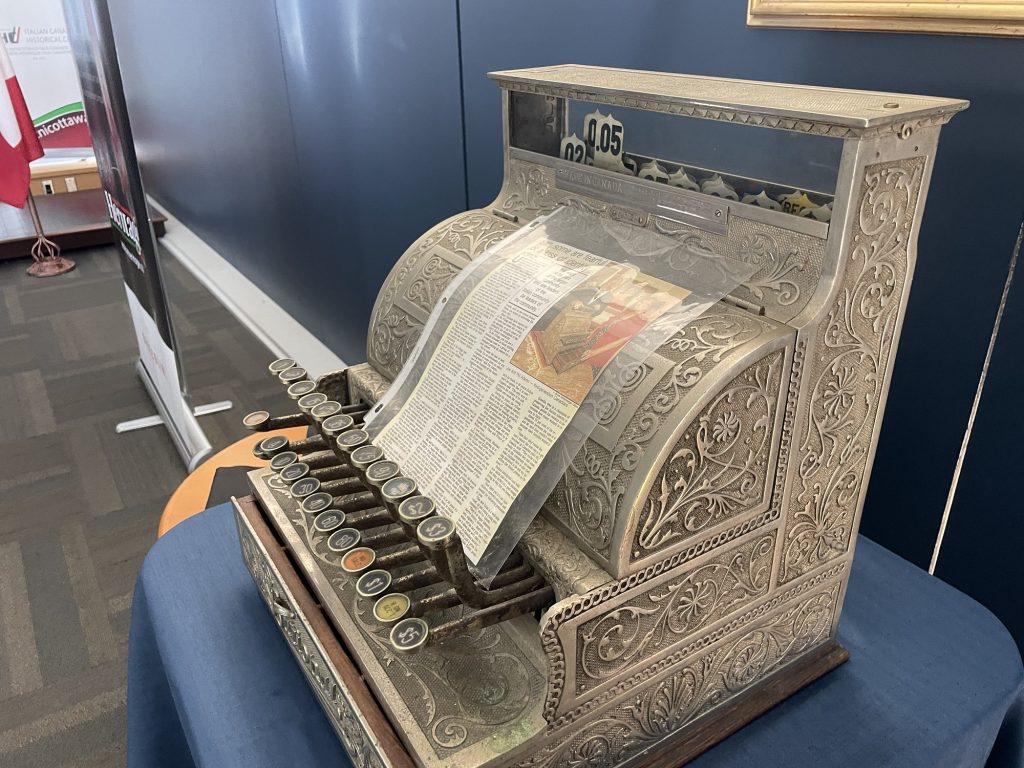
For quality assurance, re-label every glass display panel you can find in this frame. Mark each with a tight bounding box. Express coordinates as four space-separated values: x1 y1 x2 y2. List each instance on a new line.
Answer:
509 91 842 223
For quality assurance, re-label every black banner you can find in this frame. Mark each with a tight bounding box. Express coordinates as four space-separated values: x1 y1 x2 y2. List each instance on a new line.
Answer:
62 0 211 469
63 0 173 347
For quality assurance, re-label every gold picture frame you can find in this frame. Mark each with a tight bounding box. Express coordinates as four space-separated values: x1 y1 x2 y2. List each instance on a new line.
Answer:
748 0 1024 36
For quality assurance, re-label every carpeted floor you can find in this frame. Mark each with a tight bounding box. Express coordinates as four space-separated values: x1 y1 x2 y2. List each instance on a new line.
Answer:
0 245 293 767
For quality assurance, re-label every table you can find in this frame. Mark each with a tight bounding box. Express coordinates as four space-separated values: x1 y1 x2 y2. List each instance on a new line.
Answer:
127 503 1024 768
157 428 306 537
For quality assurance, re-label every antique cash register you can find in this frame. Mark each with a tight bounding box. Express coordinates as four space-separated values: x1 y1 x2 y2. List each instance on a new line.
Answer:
232 66 966 768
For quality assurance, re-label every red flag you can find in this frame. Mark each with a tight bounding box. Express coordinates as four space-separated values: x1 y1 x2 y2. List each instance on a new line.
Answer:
0 40 44 208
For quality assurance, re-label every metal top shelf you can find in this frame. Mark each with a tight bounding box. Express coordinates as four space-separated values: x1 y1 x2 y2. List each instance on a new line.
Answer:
489 64 968 134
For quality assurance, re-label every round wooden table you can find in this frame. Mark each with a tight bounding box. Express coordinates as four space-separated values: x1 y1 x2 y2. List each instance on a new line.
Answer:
158 427 307 537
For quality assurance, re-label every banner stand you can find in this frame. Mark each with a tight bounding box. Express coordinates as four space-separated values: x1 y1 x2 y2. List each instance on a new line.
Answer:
118 361 230 472
64 0 230 471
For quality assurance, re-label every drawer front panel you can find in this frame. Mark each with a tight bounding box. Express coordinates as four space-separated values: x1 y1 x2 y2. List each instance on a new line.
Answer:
234 503 391 768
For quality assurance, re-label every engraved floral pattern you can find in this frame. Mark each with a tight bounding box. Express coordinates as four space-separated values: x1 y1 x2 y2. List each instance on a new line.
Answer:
737 232 807 306
368 211 518 377
405 255 461 313
635 352 782 557
518 586 839 768
548 311 771 563
371 309 422 379
578 533 774 684
781 158 924 583
500 160 608 219
519 516 609 600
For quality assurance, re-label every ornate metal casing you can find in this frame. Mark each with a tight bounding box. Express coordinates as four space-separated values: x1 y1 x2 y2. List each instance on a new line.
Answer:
243 66 965 768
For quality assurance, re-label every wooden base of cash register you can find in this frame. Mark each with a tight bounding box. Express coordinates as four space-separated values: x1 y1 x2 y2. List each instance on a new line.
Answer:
236 493 849 768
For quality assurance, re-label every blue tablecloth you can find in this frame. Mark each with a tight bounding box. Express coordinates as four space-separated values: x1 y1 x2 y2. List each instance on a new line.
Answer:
127 503 1024 767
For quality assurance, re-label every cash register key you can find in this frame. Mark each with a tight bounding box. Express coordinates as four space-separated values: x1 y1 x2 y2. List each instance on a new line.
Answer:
257 434 290 459
366 461 400 488
297 392 328 413
390 617 429 653
356 569 392 599
382 476 417 505
286 379 317 400
269 450 299 472
350 445 384 474
313 510 346 534
242 410 271 431
289 476 321 499
341 547 376 574
278 366 308 384
321 413 355 437
417 516 457 549
301 491 334 515
267 357 295 374
327 528 362 553
251 438 274 460
398 495 435 525
278 462 310 483
383 478 418 530
310 401 342 422
335 429 369 455
373 593 411 624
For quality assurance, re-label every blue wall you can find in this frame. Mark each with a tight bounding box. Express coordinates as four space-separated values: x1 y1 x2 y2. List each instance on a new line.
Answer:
108 0 467 359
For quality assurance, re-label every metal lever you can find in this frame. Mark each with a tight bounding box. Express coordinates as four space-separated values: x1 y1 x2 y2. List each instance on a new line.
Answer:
242 411 308 432
389 584 554 653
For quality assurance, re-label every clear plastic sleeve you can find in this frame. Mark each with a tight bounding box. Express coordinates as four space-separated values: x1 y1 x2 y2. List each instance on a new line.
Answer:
365 207 755 581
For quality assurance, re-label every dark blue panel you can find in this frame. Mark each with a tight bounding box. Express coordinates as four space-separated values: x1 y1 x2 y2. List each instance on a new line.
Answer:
460 0 1024 575
106 0 310 336
936 229 1024 652
108 0 466 361
273 0 466 358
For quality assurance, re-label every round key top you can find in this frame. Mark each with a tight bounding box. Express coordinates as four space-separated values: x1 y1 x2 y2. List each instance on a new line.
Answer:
383 477 418 507
398 495 435 525
356 569 392 599
297 392 328 413
278 462 310 483
341 547 376 574
350 445 384 472
366 461 400 486
327 528 362 553
269 451 299 472
258 435 289 456
310 401 342 421
279 366 307 384
290 476 320 498
242 411 270 430
321 413 354 437
390 618 429 653
313 510 346 534
286 380 317 399
373 593 411 624
336 429 369 452
301 491 334 515
268 357 295 374
417 516 456 548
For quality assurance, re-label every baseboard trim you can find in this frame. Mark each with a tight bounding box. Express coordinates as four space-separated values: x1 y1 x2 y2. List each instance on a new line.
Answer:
149 196 346 377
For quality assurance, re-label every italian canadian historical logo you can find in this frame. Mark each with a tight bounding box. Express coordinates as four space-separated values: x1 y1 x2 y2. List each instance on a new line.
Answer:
105 191 145 272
